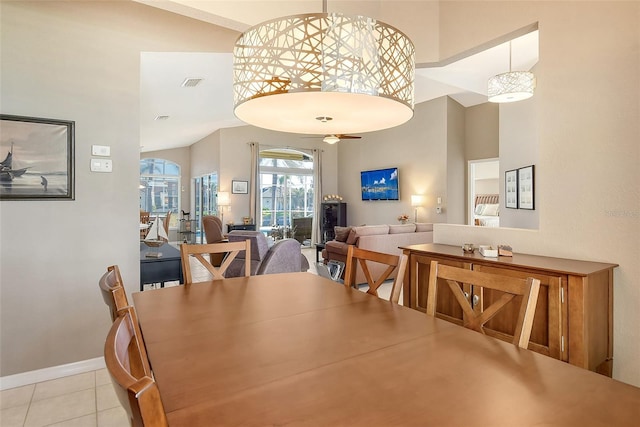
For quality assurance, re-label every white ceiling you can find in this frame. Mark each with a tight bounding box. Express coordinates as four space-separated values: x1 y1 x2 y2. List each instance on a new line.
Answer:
139 4 538 152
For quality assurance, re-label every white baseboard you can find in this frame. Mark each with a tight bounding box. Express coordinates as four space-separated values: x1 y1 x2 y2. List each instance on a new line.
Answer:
0 357 106 391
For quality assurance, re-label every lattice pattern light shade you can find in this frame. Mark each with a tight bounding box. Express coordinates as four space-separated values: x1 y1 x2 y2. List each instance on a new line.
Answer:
488 71 536 103
233 13 415 135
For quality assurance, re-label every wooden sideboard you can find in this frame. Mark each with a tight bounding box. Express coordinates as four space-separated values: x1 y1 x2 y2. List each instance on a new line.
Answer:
401 243 618 376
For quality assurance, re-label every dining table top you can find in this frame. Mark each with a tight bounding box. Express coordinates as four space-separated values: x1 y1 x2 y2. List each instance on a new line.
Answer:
132 272 640 426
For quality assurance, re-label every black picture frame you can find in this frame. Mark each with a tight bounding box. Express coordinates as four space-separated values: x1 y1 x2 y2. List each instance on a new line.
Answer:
232 180 248 194
517 165 535 210
505 169 518 209
0 114 75 201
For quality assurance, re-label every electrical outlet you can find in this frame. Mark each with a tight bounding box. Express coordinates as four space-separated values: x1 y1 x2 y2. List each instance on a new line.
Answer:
436 206 442 214
90 158 113 172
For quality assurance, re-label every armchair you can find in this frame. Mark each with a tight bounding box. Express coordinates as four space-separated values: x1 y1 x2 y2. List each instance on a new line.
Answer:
224 231 310 277
225 231 270 277
203 215 225 266
257 239 310 275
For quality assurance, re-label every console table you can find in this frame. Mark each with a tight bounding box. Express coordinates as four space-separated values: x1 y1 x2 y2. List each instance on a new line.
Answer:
400 243 618 376
140 242 183 291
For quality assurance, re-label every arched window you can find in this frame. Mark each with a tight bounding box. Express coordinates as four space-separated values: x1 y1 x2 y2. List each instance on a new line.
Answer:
140 158 180 228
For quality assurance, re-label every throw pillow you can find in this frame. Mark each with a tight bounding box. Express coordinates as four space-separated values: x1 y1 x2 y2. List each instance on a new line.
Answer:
482 204 499 216
415 223 433 232
346 228 358 245
389 224 416 234
353 225 390 236
334 226 351 242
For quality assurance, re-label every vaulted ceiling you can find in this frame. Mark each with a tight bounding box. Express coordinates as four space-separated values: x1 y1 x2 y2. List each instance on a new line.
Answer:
137 1 538 152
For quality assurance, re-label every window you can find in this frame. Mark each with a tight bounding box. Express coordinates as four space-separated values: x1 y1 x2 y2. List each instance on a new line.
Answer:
140 158 180 228
259 149 314 231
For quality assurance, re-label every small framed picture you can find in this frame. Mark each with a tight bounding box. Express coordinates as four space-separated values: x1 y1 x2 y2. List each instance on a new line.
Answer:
232 180 248 194
505 169 518 209
517 165 535 210
0 114 75 201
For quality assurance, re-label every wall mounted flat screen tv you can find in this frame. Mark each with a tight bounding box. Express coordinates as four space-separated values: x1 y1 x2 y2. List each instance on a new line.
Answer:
361 167 399 201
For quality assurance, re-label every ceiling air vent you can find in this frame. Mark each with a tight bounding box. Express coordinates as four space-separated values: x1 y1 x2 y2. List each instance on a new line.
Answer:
181 78 203 87
154 115 169 121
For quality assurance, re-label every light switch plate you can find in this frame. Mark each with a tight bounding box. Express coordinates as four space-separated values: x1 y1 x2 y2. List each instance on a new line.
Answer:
91 145 111 156
90 158 112 172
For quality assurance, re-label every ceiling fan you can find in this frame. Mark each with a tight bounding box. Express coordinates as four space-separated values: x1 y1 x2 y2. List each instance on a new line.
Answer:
302 134 362 144
323 134 361 144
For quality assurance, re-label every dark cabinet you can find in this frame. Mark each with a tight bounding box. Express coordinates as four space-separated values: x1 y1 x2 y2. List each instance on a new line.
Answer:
321 202 347 242
227 223 256 233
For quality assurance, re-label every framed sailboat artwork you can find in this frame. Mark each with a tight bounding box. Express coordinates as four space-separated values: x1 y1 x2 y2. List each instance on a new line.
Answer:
0 114 75 201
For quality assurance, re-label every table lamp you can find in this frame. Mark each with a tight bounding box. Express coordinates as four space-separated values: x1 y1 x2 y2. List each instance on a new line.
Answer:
217 191 230 224
411 195 424 223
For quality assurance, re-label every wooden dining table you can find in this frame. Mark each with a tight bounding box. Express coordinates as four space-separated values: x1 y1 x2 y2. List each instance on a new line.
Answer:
132 272 640 426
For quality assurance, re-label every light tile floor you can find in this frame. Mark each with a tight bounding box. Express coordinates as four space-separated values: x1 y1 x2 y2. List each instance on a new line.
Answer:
1 246 396 426
1 369 128 427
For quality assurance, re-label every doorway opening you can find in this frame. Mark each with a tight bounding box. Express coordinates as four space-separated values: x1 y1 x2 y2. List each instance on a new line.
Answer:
468 158 499 226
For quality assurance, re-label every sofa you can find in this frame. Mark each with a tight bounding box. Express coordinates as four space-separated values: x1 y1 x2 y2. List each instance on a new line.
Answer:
322 223 433 284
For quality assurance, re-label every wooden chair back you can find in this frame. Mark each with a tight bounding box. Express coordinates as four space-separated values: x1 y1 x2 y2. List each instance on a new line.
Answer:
99 265 129 322
343 246 408 304
180 241 251 284
140 211 151 239
426 260 541 348
104 307 167 427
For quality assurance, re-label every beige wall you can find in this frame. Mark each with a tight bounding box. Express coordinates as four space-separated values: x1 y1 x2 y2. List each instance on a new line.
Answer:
339 97 450 226
0 1 238 376
446 98 466 224
499 95 539 229
465 103 499 161
435 1 639 387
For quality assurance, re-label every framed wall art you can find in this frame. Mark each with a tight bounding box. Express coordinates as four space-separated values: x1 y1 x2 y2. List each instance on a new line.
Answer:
505 169 518 209
517 165 535 210
0 114 75 201
232 180 248 194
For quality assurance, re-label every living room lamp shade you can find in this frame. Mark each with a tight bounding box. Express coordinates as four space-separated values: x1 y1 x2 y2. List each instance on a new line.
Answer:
217 191 230 206
411 194 424 222
217 191 230 224
232 2 415 135
488 41 536 103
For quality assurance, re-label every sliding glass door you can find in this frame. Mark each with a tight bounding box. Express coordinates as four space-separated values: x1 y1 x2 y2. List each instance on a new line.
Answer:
193 173 218 243
259 149 314 235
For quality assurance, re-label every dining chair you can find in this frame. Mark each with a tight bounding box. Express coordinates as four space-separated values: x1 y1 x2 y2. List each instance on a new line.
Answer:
180 241 251 284
98 265 129 322
104 307 168 427
140 211 151 239
343 245 408 304
426 260 541 349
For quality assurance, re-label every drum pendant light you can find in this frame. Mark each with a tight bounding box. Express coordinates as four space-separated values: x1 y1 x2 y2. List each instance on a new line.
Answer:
232 1 415 135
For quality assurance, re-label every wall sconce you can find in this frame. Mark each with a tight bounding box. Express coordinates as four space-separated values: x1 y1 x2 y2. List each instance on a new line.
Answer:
411 195 424 222
217 191 230 224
